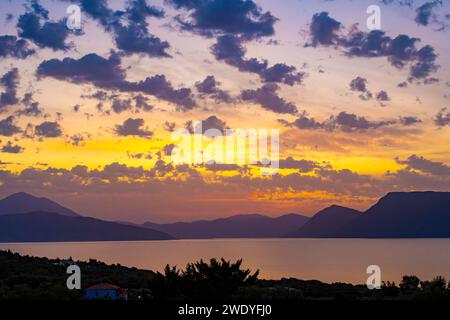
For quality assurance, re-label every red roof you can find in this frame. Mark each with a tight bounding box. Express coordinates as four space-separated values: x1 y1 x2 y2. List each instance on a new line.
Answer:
86 283 120 290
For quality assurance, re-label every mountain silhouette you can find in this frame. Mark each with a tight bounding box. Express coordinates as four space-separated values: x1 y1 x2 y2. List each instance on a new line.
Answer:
0 192 80 217
336 192 450 238
0 211 174 242
142 213 309 239
291 205 361 237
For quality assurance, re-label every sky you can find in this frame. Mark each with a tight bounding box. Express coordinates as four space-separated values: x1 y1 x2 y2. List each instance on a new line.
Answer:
0 0 449 223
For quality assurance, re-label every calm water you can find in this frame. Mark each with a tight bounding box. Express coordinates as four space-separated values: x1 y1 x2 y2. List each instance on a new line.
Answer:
1 238 450 284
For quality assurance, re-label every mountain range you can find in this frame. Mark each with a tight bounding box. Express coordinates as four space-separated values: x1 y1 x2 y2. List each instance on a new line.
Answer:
141 213 309 239
0 192 173 242
0 191 449 242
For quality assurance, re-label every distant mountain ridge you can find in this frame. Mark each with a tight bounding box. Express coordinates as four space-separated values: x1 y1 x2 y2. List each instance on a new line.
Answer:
141 213 310 239
291 205 361 237
335 192 450 238
1 191 450 241
0 192 80 217
0 211 174 242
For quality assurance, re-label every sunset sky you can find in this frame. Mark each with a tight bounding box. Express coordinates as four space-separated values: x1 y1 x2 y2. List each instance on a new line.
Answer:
0 0 449 223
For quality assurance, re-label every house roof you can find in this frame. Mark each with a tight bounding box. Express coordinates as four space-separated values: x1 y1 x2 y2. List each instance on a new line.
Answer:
86 283 120 291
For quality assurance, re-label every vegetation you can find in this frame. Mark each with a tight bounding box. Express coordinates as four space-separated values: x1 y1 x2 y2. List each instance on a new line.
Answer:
0 250 449 300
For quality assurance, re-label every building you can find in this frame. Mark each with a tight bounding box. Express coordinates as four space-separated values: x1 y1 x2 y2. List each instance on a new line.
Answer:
84 283 128 300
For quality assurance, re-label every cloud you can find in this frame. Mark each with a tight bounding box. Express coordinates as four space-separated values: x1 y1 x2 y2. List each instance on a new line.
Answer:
0 116 21 136
399 116 421 126
307 12 440 83
331 112 396 132
17 5 72 51
110 98 132 114
0 68 20 110
133 94 154 112
113 23 171 58
211 35 305 85
16 102 43 117
34 121 63 137
279 157 323 172
195 115 228 135
376 90 390 102
241 83 298 115
114 118 153 138
66 133 90 146
349 76 369 93
166 0 277 40
195 75 233 103
68 0 171 57
349 76 373 100
133 74 197 111
1 141 24 153
434 107 450 126
285 111 398 132
307 12 342 46
396 154 450 176
37 52 197 110
164 121 176 132
36 52 126 87
0 35 35 59
415 1 442 26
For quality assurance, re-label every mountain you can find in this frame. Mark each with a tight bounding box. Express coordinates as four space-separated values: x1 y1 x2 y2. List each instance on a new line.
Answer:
0 192 80 217
291 205 361 237
141 213 309 239
336 192 450 238
0 211 174 242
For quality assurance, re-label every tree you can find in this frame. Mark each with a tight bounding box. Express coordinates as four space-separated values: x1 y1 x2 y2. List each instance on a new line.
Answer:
151 258 259 300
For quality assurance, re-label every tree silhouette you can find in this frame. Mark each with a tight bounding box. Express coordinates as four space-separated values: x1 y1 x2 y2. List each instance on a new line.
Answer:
151 258 259 300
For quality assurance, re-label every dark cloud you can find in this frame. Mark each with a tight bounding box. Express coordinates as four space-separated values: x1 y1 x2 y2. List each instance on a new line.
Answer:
211 35 305 86
37 53 197 110
396 154 450 176
399 116 421 126
166 0 277 40
290 113 323 130
195 75 233 103
279 157 322 172
307 12 440 82
349 76 368 92
331 112 396 132
164 121 176 132
0 116 21 136
113 23 171 58
66 133 90 146
17 9 72 51
34 121 63 137
16 102 43 117
285 111 398 132
434 107 450 126
376 90 390 102
133 94 154 112
36 52 126 87
115 118 153 138
133 74 197 111
349 76 374 101
1 141 24 154
111 98 132 114
68 0 171 57
0 68 20 110
0 35 35 59
195 115 228 135
415 1 442 26
308 12 342 46
241 83 298 115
